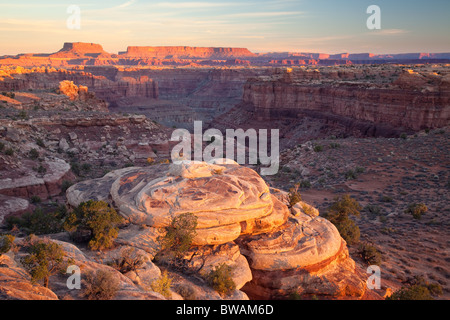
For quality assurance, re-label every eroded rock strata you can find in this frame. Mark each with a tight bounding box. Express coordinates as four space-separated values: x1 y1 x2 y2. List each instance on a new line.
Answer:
66 160 369 299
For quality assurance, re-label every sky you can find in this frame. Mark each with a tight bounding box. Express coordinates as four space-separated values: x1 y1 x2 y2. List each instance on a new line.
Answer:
0 0 449 55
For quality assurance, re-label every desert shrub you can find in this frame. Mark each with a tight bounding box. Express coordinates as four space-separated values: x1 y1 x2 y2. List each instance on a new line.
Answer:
61 180 73 193
6 206 67 235
64 200 123 251
380 195 394 203
35 138 45 148
0 234 15 256
324 194 361 245
82 270 120 300
81 163 91 172
174 284 196 300
388 285 433 300
404 203 428 220
150 271 173 298
29 148 39 160
109 247 147 274
206 263 236 296
0 142 4 151
32 165 47 174
344 169 357 180
70 161 81 176
355 166 365 174
156 213 198 266
30 195 41 204
17 110 28 120
387 275 443 300
301 203 317 217
329 142 341 149
21 239 68 288
287 184 302 209
299 180 311 189
313 144 324 152
400 133 408 140
358 242 382 266
5 148 14 156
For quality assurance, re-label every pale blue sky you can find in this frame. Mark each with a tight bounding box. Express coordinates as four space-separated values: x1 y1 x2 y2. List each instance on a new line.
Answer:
0 0 449 55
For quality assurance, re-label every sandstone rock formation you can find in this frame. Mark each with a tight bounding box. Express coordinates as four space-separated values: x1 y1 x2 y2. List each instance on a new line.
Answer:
238 69 450 132
66 160 369 299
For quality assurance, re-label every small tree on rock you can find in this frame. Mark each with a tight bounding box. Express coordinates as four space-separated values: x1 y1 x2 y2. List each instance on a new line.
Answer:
21 239 68 288
64 200 123 251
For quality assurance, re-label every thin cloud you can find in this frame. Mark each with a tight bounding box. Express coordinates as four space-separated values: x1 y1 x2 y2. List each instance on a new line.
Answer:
225 11 304 18
370 29 409 35
154 2 238 9
115 0 138 9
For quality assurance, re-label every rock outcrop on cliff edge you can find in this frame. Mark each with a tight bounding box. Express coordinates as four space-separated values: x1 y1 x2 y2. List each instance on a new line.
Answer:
66 160 369 299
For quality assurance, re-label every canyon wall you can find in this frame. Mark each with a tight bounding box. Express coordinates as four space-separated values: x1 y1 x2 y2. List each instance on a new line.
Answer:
123 46 257 59
240 71 450 132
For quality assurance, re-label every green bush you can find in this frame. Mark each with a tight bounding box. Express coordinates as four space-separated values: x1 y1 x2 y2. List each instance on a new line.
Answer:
313 145 324 152
36 138 45 148
21 239 68 288
156 213 198 266
5 148 14 156
206 263 236 296
324 194 361 245
61 180 73 193
387 276 443 300
109 247 147 274
0 234 15 256
82 270 120 300
287 184 302 209
150 271 173 298
64 200 123 251
404 203 428 220
29 148 39 160
5 206 68 235
388 285 433 300
358 242 382 265
30 195 41 204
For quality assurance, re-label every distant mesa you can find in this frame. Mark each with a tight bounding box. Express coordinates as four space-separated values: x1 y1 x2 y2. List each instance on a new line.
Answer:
122 46 257 59
1 42 450 67
51 42 111 58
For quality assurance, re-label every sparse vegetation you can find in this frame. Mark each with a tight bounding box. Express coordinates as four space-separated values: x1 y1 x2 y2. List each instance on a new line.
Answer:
205 263 236 296
404 203 428 220
156 213 198 267
287 184 302 209
324 194 361 245
5 205 68 235
64 200 123 251
358 242 382 266
109 247 147 274
82 270 120 300
29 148 39 160
313 144 324 152
21 238 68 288
150 271 173 298
5 148 14 156
0 234 15 257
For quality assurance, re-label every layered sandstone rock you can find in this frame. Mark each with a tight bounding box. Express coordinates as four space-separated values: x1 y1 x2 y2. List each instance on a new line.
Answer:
0 157 74 200
122 46 256 59
241 71 450 131
68 161 289 245
66 160 368 299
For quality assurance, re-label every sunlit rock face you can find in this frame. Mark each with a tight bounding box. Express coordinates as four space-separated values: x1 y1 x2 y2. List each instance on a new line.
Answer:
67 160 368 299
67 160 289 245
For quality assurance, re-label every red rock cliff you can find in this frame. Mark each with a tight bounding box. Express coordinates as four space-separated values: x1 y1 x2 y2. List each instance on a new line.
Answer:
122 46 257 59
241 72 450 131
